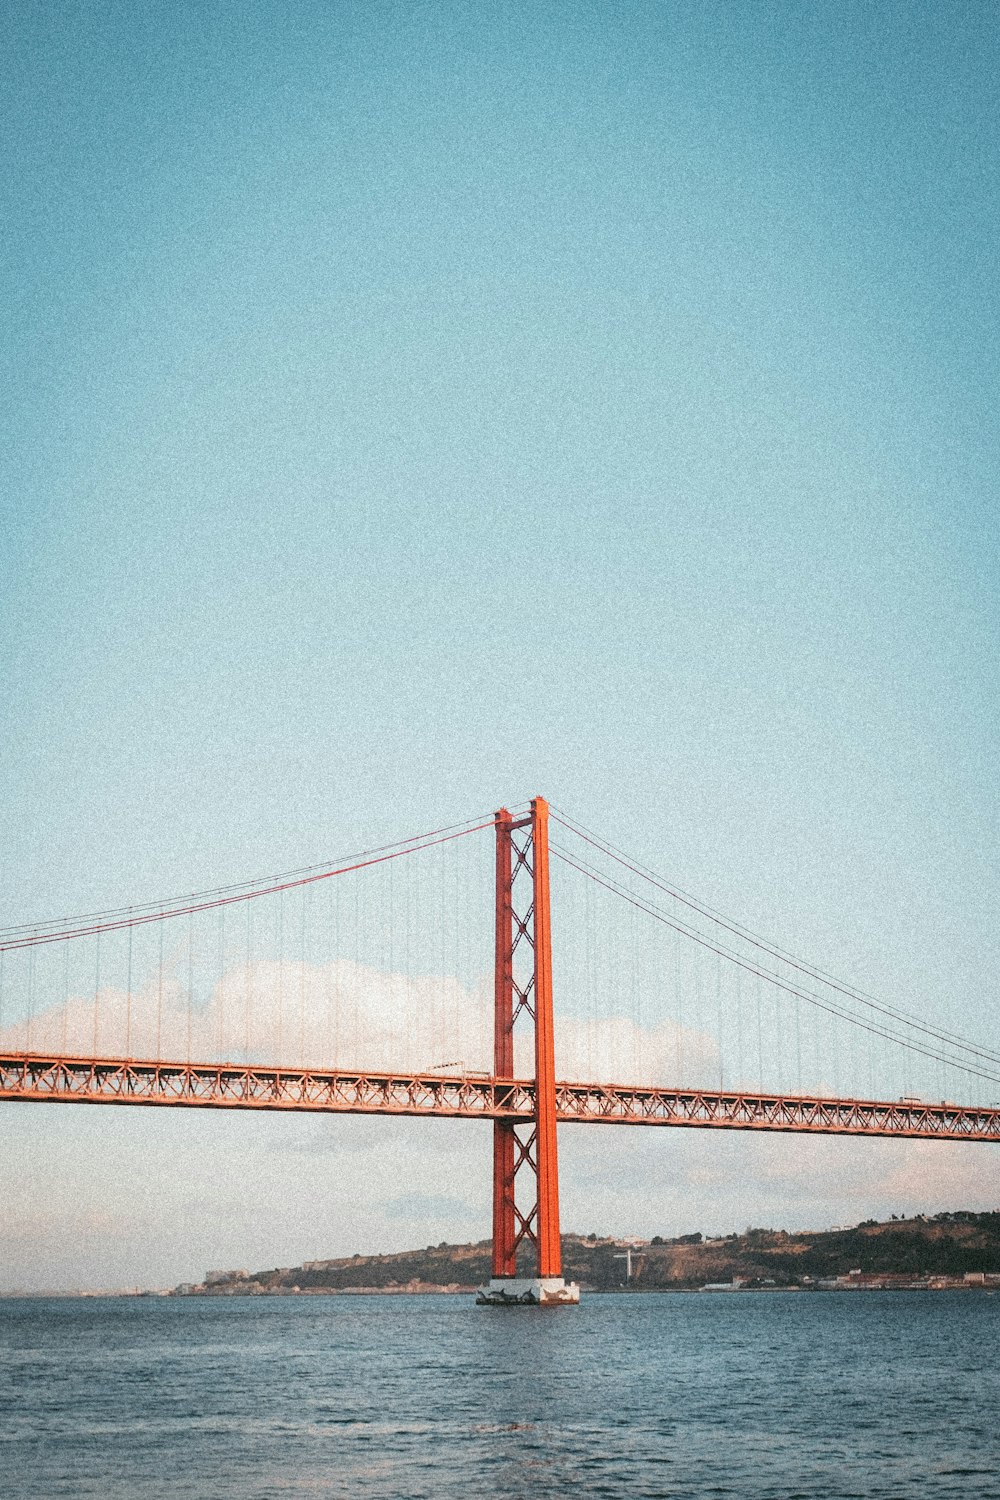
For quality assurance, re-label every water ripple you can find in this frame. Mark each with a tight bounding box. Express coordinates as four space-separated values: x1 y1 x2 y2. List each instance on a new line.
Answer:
1 1291 999 1498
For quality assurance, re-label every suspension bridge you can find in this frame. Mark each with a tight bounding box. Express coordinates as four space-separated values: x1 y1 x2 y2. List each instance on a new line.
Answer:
2 798 998 1303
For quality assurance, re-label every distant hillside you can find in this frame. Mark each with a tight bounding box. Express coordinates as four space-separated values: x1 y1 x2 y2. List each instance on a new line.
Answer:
179 1211 1000 1295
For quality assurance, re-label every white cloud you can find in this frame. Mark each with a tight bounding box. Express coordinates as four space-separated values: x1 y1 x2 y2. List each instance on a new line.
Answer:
1 956 722 1088
3 960 998 1290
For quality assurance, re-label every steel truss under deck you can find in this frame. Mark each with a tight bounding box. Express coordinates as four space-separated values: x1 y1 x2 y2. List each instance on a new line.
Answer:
2 1053 999 1142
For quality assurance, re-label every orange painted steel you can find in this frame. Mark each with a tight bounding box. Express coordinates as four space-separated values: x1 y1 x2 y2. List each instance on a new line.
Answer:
3 1053 1000 1141
550 1082 1000 1139
531 797 562 1278
0 1054 525 1117
492 807 517 1277
487 798 564 1279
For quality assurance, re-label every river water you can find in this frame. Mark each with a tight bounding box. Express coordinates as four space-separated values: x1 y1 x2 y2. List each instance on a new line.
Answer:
1 1290 997 1498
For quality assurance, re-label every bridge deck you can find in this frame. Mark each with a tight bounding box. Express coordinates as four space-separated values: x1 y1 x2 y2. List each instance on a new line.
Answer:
2 1053 999 1141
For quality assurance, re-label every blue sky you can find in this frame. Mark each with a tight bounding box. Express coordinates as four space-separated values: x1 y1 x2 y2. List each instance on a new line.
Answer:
1 0 998 1288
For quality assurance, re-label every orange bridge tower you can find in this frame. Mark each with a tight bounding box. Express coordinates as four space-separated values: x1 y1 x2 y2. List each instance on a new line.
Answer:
477 797 580 1306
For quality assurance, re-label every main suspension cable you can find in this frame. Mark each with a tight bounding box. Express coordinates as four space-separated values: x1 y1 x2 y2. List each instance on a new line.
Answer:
1 816 496 952
550 843 1000 1088
550 805 997 1066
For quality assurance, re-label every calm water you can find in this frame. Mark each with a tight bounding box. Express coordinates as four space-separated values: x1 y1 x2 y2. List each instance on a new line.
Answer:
1 1291 997 1499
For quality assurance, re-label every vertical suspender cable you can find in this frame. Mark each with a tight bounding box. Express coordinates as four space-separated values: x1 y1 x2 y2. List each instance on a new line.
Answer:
830 1004 838 1097
300 883 307 1068
187 910 194 1064
277 889 284 1067
716 949 723 1091
353 872 360 1068
27 942 36 1054
388 856 395 1069
91 933 99 1057
675 922 684 1084
157 923 164 1059
62 940 69 1052
734 964 743 1089
126 920 133 1057
245 903 252 1065
218 906 226 1062
332 870 340 1068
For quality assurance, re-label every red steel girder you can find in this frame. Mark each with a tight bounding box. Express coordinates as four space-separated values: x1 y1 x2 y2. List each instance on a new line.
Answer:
0 1053 530 1119
3 1053 1000 1141
553 1082 1000 1140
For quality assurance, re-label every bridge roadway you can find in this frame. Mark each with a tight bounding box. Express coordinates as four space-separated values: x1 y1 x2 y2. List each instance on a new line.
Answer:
2 1053 1000 1141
